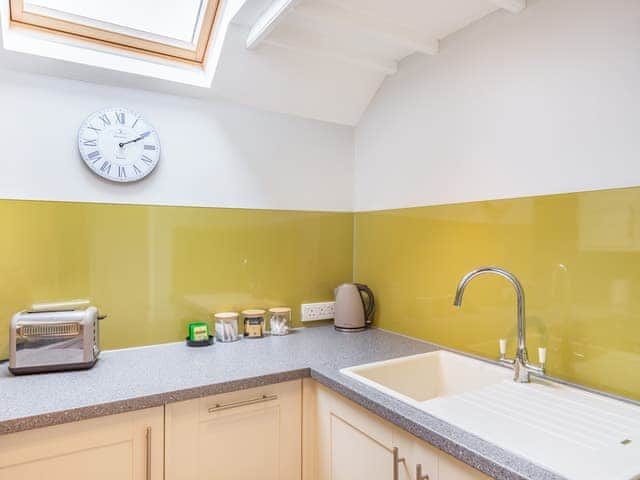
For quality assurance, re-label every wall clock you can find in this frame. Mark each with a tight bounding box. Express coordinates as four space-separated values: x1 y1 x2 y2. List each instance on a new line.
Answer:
78 107 160 183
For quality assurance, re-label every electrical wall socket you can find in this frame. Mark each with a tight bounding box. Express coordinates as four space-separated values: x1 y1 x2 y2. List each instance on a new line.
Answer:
301 301 336 322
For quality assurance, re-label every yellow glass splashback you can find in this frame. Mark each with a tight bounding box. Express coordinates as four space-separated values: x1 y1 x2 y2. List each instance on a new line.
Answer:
0 200 353 359
3 188 640 401
355 187 640 401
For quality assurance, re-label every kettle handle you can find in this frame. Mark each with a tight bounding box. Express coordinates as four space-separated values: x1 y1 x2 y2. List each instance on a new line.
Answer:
355 284 375 326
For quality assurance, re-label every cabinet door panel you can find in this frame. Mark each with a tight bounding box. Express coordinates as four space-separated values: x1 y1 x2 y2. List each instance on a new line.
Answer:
330 414 393 480
201 406 281 479
0 407 163 480
165 380 301 480
315 383 399 480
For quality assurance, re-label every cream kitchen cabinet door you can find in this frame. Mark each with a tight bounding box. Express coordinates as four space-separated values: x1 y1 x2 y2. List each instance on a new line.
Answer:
165 379 302 480
314 382 404 480
0 407 164 480
330 414 397 480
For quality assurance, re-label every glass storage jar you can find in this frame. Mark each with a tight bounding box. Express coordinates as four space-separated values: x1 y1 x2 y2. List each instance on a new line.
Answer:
214 312 240 342
269 307 291 335
242 309 266 338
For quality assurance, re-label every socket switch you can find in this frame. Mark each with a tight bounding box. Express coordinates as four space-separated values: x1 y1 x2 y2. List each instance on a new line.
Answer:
301 301 336 322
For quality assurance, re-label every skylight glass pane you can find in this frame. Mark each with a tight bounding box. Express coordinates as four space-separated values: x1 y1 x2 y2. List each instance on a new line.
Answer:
24 0 206 44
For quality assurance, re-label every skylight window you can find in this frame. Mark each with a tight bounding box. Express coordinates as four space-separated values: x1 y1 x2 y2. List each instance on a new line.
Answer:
9 0 221 62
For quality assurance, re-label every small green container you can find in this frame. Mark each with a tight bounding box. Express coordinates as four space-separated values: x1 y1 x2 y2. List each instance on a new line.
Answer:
188 322 209 342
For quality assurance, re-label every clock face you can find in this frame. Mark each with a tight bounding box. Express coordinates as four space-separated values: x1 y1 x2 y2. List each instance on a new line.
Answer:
78 108 160 183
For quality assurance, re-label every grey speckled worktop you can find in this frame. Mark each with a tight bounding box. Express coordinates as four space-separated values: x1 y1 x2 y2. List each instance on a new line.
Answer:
0 326 561 480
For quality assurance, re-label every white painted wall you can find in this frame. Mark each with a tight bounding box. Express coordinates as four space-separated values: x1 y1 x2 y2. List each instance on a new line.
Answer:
4 0 639 213
0 68 354 211
354 0 640 211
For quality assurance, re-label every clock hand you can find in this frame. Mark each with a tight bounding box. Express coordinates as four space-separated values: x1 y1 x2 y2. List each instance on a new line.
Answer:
118 131 150 148
118 136 143 148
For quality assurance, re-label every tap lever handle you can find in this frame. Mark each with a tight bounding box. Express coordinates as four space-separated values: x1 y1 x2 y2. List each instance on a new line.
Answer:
538 347 547 365
499 338 507 356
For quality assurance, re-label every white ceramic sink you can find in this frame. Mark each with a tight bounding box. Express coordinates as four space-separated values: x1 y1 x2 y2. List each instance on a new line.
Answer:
341 351 640 480
341 350 509 404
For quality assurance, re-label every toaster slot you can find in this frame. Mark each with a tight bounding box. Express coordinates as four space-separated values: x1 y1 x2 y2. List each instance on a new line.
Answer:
19 322 81 338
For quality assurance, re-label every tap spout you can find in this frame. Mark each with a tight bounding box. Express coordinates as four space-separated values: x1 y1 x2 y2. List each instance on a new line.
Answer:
453 267 525 352
453 266 541 382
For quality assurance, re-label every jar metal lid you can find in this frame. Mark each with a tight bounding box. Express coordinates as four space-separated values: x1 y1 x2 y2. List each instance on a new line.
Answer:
269 307 291 313
242 309 266 317
214 312 239 319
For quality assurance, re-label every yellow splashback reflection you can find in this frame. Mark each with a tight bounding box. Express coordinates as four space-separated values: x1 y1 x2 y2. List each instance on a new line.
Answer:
354 187 640 401
0 200 353 359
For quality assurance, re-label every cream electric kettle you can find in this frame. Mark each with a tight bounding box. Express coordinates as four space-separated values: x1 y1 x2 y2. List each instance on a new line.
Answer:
334 283 375 332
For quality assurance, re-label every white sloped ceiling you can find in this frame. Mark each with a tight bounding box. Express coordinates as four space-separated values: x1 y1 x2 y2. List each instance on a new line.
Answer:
212 0 526 125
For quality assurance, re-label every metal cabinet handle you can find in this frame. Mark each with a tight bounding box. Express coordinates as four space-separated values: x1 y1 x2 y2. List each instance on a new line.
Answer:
392 447 405 480
208 394 278 414
416 464 430 480
145 426 152 480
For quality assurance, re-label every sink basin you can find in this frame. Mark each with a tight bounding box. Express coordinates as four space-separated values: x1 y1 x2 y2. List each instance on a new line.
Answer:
340 350 510 404
342 350 640 480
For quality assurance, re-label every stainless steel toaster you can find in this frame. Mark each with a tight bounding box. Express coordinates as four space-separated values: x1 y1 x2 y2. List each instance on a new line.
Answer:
9 301 104 375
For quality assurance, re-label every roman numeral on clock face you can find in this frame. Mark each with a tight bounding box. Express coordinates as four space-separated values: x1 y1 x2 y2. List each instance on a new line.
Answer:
118 166 127 178
115 112 125 125
99 114 111 126
83 139 98 147
141 155 153 164
133 165 143 175
100 161 111 174
88 151 101 163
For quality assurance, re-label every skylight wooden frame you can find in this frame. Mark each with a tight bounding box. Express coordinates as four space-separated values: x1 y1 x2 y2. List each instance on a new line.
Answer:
9 0 221 64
